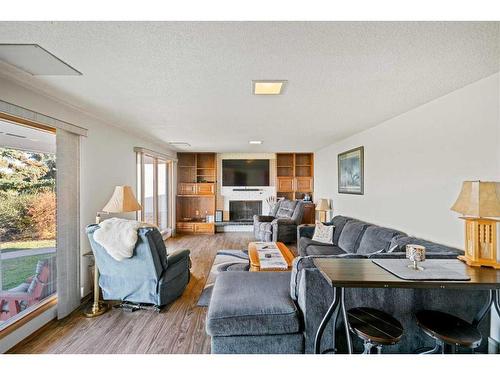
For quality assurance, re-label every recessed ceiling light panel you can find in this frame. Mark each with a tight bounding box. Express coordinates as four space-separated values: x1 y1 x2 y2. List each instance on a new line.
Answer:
249 140 263 145
167 141 191 147
252 80 287 95
0 44 82 76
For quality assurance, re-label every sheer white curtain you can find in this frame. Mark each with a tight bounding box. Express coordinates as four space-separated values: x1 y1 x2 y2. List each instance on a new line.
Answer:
56 129 81 319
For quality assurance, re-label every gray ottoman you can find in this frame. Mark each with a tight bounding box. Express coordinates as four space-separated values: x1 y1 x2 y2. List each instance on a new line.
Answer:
206 271 304 354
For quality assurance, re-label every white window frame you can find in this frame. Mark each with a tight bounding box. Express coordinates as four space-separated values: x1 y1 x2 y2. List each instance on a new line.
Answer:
135 148 175 238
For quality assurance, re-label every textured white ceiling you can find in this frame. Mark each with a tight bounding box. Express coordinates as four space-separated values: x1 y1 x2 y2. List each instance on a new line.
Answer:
0 22 498 152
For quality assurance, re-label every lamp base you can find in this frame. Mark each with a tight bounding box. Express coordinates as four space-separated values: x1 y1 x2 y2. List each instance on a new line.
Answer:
457 255 500 269
84 301 109 318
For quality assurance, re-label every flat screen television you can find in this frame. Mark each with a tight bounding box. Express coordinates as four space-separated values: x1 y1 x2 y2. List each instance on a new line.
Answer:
222 159 270 187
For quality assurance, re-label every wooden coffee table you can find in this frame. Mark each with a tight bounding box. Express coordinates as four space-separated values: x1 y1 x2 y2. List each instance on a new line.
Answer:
248 242 295 272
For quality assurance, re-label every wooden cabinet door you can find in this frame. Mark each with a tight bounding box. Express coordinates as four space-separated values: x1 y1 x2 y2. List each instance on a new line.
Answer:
178 183 197 195
194 223 214 233
295 177 313 192
301 203 316 224
196 183 215 195
176 222 194 232
277 177 294 192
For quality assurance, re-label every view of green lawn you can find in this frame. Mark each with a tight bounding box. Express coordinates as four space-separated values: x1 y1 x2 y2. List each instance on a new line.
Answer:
0 239 56 253
1 254 55 290
1 240 56 289
0 147 57 297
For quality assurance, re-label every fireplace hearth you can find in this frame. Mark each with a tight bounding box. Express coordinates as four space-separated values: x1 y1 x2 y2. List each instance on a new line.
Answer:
229 200 262 222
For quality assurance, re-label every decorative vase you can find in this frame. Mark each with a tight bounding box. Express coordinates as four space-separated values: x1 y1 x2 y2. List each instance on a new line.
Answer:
406 244 426 271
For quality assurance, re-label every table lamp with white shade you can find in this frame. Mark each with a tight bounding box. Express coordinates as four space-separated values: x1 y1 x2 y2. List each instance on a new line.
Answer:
85 185 142 318
451 181 500 269
316 198 332 222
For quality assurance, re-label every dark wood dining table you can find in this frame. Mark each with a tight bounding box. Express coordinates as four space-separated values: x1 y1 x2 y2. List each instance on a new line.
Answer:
312 258 500 354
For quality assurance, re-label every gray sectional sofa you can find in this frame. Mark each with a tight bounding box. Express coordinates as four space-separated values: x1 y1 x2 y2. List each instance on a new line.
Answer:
206 215 491 354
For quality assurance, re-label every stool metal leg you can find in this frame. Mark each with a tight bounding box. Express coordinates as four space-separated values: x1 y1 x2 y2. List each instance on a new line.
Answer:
363 341 374 354
418 342 441 354
314 287 341 354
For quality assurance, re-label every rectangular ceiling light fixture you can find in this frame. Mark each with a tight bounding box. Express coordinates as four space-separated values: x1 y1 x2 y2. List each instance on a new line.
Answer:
252 80 287 95
167 141 191 147
0 44 82 76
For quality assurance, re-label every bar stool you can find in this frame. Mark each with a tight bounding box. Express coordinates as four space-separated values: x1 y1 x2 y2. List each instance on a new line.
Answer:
347 307 404 354
416 310 482 354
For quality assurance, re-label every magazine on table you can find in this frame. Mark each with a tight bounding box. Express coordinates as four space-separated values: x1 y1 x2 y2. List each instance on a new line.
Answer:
254 242 288 270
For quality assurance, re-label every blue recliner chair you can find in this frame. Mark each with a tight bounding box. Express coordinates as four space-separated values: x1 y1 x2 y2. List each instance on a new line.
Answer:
86 224 191 310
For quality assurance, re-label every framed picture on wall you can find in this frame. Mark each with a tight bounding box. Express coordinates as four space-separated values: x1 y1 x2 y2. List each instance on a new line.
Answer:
338 146 364 195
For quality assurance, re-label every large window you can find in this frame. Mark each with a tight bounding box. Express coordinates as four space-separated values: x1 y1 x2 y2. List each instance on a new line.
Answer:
0 120 57 330
136 149 173 234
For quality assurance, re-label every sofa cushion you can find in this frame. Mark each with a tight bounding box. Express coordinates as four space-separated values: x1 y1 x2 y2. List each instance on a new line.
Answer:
330 216 352 245
356 226 406 255
306 244 346 256
211 332 304 354
299 236 329 253
276 200 297 219
270 201 280 216
390 235 462 254
206 272 300 336
337 220 370 253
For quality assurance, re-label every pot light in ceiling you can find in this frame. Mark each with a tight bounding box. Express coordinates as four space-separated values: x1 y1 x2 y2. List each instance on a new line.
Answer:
249 140 263 145
0 44 82 76
252 80 287 95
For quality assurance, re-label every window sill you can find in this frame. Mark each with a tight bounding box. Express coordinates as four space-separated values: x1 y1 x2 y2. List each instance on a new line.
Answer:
0 295 57 340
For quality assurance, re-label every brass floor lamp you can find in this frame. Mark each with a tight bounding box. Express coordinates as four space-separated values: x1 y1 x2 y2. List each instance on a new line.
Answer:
84 186 142 318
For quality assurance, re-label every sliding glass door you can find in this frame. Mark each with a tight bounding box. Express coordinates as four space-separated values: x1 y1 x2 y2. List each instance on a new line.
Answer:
136 150 172 234
157 159 168 230
0 120 57 329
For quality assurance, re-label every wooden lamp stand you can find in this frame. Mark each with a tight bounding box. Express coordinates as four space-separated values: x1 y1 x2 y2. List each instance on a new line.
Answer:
457 217 500 269
451 181 500 269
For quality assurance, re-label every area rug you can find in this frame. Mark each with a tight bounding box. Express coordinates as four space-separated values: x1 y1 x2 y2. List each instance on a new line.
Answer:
197 249 250 307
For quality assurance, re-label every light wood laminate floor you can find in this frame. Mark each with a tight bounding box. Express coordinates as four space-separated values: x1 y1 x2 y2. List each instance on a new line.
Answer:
8 232 296 354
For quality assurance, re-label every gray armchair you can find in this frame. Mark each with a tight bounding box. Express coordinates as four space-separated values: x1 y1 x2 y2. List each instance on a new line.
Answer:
253 199 304 243
86 224 191 309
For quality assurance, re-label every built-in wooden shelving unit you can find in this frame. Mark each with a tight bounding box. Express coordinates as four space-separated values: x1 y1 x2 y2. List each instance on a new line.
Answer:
276 153 315 224
176 153 216 234
276 153 314 201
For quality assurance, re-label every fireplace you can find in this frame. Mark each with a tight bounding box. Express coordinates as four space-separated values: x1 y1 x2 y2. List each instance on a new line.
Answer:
229 200 262 222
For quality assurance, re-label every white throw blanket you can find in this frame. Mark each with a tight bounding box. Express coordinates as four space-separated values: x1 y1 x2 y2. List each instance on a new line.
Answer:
94 218 148 261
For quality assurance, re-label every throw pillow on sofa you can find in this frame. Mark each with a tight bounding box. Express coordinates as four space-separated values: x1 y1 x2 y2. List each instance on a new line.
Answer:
312 221 334 244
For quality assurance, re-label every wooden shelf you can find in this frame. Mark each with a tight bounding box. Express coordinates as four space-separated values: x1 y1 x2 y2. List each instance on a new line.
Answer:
276 152 314 201
177 153 217 235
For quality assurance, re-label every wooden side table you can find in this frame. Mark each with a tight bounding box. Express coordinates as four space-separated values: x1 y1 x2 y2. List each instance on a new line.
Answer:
312 258 500 354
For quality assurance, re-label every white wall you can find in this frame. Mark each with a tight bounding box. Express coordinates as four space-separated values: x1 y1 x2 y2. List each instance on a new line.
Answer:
315 73 500 248
315 73 500 349
0 74 175 351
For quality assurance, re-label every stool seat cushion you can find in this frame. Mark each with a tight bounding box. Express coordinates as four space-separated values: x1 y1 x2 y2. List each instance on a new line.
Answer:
206 271 300 336
348 307 403 345
416 310 482 348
